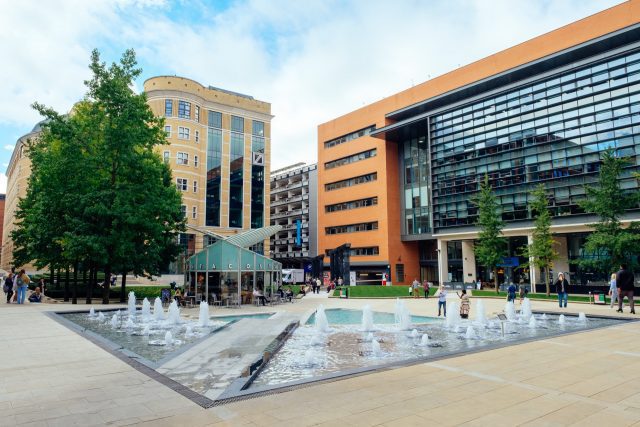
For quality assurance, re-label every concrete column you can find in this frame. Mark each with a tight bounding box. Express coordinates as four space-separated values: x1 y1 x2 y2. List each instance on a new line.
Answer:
553 236 570 282
526 234 541 294
461 240 476 285
437 239 449 285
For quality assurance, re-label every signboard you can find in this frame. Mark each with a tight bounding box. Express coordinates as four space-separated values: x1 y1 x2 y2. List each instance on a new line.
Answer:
295 219 302 246
323 272 331 286
349 271 356 286
304 263 312 272
496 313 507 321
498 257 520 268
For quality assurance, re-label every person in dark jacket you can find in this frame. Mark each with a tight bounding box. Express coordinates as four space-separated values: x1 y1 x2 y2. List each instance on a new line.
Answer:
554 272 569 308
616 263 636 314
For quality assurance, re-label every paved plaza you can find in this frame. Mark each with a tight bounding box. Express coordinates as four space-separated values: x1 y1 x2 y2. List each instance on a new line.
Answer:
1 293 640 426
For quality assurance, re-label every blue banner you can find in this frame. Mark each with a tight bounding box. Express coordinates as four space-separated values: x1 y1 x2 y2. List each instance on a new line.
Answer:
296 219 302 246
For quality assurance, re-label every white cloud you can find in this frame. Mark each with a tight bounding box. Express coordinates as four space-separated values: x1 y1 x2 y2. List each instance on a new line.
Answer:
0 0 626 171
3 145 14 151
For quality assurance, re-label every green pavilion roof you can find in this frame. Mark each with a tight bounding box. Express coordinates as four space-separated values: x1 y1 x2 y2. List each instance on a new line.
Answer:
187 239 282 272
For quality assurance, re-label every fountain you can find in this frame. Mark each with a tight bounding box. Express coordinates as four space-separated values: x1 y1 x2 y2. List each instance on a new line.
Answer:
89 307 95 317
394 299 412 330
363 332 374 342
528 316 537 329
110 313 118 329
410 329 419 338
304 348 315 366
127 291 137 317
504 301 516 322
315 305 331 333
125 317 135 329
310 333 324 346
465 325 476 339
475 300 486 325
520 298 532 321
361 305 375 331
198 301 210 327
164 331 173 345
166 300 182 325
185 325 193 338
419 334 430 346
97 312 105 322
153 297 165 321
558 314 566 325
371 339 382 357
578 312 587 323
445 302 461 329
141 298 151 320
142 325 150 335
541 313 548 320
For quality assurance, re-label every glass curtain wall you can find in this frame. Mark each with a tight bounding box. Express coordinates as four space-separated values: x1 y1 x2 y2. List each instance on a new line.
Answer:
430 49 640 231
400 121 431 235
206 111 222 226
230 116 245 228
251 120 265 228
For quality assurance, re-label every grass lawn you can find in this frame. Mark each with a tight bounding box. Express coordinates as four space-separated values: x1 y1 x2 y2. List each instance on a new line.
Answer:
468 290 640 304
331 285 436 298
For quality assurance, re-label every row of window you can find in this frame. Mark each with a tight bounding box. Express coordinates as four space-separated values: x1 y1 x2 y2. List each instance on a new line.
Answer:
165 100 265 137
165 125 201 142
325 221 378 235
324 125 375 149
324 246 380 256
176 178 199 193
180 204 198 219
163 151 200 167
324 149 376 170
325 197 378 213
166 100 201 121
325 172 377 191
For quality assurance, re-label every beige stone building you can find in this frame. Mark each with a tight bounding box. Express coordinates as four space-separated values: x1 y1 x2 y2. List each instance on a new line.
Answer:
2 76 273 274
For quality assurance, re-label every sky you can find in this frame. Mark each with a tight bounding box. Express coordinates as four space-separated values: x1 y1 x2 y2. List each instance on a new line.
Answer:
0 0 626 193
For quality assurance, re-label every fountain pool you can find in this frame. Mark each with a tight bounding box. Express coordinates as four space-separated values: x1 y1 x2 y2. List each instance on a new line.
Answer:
251 311 624 389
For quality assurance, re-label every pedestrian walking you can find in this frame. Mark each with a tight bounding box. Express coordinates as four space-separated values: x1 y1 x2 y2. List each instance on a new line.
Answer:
3 273 13 303
423 280 430 299
315 278 321 294
616 263 635 314
458 289 470 319
609 273 618 309
554 272 569 308
16 269 31 304
507 283 517 303
412 278 420 298
436 285 447 317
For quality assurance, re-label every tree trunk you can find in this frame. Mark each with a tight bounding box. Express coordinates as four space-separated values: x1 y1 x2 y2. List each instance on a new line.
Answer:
61 268 68 302
102 265 111 305
71 264 78 304
65 267 71 303
494 267 499 293
49 268 55 290
544 266 550 296
121 273 127 302
85 267 92 304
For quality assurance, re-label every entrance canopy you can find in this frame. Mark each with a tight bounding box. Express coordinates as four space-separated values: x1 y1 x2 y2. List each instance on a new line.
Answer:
188 239 282 273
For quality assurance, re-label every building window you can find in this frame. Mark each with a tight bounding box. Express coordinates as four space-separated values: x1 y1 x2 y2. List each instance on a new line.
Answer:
192 206 197 219
252 120 265 153
195 106 200 122
325 173 377 191
177 152 189 165
178 100 191 119
325 246 379 256
325 149 376 169
178 127 190 140
208 110 222 128
195 130 199 143
180 205 187 218
163 151 170 164
177 178 188 191
231 115 244 133
194 155 199 167
396 264 405 282
165 99 173 117
324 125 375 149
193 180 198 192
206 127 222 227
326 197 378 213
164 125 171 137
325 221 378 235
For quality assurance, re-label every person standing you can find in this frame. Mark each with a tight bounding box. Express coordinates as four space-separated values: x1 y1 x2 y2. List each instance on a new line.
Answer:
412 278 420 298
16 269 30 304
507 283 517 303
315 278 321 294
616 263 635 314
554 272 569 308
436 285 447 317
458 289 470 319
3 273 13 303
423 280 430 299
608 273 618 309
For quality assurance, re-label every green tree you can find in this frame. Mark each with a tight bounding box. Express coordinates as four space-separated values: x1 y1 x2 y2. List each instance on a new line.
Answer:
12 49 185 304
521 184 557 296
578 148 640 274
473 175 508 292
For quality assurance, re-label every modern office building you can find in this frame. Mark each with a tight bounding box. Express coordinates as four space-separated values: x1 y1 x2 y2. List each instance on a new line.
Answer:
318 1 640 287
144 76 273 272
270 163 318 268
2 77 273 274
1 123 42 272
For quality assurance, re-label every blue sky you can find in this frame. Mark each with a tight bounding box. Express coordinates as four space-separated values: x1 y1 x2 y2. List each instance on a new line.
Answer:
0 0 625 192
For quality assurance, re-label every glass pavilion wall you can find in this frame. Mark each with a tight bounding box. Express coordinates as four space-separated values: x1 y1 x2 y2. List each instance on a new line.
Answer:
187 240 282 305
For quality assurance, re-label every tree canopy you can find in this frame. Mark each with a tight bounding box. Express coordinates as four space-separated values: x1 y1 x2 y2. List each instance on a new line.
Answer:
12 49 185 303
